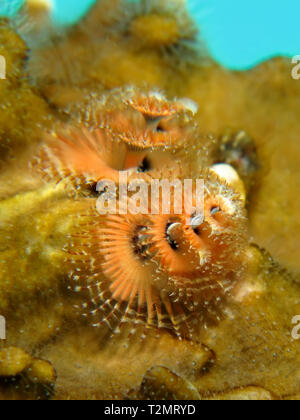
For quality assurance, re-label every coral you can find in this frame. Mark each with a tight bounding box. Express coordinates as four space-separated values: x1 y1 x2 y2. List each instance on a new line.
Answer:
0 19 51 166
0 346 56 400
130 15 180 49
32 88 210 190
0 0 299 401
78 87 199 150
204 386 274 401
139 366 201 400
179 59 300 273
29 87 247 338
210 163 247 205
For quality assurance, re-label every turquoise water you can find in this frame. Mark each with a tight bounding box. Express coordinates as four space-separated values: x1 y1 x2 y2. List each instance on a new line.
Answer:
0 0 299 70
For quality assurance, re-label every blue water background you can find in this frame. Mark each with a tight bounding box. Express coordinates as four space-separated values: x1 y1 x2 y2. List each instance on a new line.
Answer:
0 0 299 70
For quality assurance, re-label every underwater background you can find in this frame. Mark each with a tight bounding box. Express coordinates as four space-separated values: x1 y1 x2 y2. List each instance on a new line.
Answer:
1 0 300 69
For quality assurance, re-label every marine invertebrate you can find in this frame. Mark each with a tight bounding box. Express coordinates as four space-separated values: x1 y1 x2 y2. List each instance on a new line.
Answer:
204 386 274 401
1 0 300 401
82 0 201 58
30 86 247 339
139 366 201 400
34 126 128 185
22 0 208 111
123 0 204 61
65 168 247 339
0 20 50 165
13 0 57 53
214 131 260 195
33 87 210 190
0 347 32 377
0 346 56 400
130 14 181 49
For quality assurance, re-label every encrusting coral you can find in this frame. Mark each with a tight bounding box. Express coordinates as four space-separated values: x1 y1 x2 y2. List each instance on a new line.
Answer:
0 346 56 400
15 0 300 274
0 0 299 400
0 19 50 166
